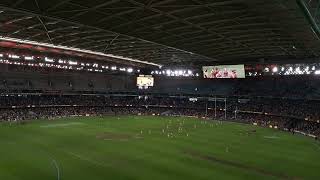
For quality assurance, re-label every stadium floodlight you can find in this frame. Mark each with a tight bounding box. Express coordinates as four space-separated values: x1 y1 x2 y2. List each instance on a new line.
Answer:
295 67 303 74
8 54 20 59
24 56 34 60
58 59 65 64
45 57 54 63
272 67 278 73
127 68 133 73
0 36 162 67
68 61 77 65
166 70 171 76
305 66 309 71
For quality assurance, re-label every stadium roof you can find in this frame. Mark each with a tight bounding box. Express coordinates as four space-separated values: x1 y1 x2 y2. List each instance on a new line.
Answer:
0 0 320 67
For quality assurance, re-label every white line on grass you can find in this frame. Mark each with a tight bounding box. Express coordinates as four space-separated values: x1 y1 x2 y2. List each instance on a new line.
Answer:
313 142 320 151
66 151 108 168
51 159 61 180
263 136 280 139
40 122 85 128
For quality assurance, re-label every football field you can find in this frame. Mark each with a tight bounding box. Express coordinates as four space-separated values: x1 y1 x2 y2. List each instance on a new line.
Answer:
0 116 319 180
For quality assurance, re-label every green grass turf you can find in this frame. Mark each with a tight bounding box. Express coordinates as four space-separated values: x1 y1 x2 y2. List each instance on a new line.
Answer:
0 116 319 180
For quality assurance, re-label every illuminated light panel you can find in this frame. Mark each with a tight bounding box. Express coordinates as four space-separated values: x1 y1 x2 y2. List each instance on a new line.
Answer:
45 57 54 62
68 61 78 65
8 54 20 59
0 36 162 67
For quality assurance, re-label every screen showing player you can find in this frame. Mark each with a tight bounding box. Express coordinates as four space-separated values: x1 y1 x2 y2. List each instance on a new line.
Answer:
203 65 245 78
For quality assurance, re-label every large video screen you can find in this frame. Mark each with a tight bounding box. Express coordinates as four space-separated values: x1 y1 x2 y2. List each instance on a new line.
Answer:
203 64 245 78
137 75 154 88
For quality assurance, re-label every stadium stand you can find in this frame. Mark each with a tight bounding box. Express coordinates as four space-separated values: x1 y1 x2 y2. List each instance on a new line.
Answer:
0 94 319 138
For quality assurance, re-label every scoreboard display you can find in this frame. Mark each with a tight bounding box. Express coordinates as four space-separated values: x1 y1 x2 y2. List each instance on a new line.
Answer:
137 75 154 89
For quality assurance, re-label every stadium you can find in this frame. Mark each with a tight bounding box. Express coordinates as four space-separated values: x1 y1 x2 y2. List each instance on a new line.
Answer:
0 0 320 179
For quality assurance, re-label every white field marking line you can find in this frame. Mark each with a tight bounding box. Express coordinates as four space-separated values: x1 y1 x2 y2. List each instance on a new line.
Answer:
263 136 280 139
40 122 85 128
313 142 320 151
103 138 130 141
66 151 109 168
51 159 61 180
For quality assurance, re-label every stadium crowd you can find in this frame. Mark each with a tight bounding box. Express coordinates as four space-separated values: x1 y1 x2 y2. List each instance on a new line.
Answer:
0 95 319 138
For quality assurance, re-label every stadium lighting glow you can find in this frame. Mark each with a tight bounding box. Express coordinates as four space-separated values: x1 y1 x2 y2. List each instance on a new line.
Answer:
45 57 54 62
272 67 278 73
58 59 65 64
8 54 20 59
0 36 162 67
24 56 34 60
127 68 133 73
153 69 196 77
68 61 77 65
111 66 117 70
